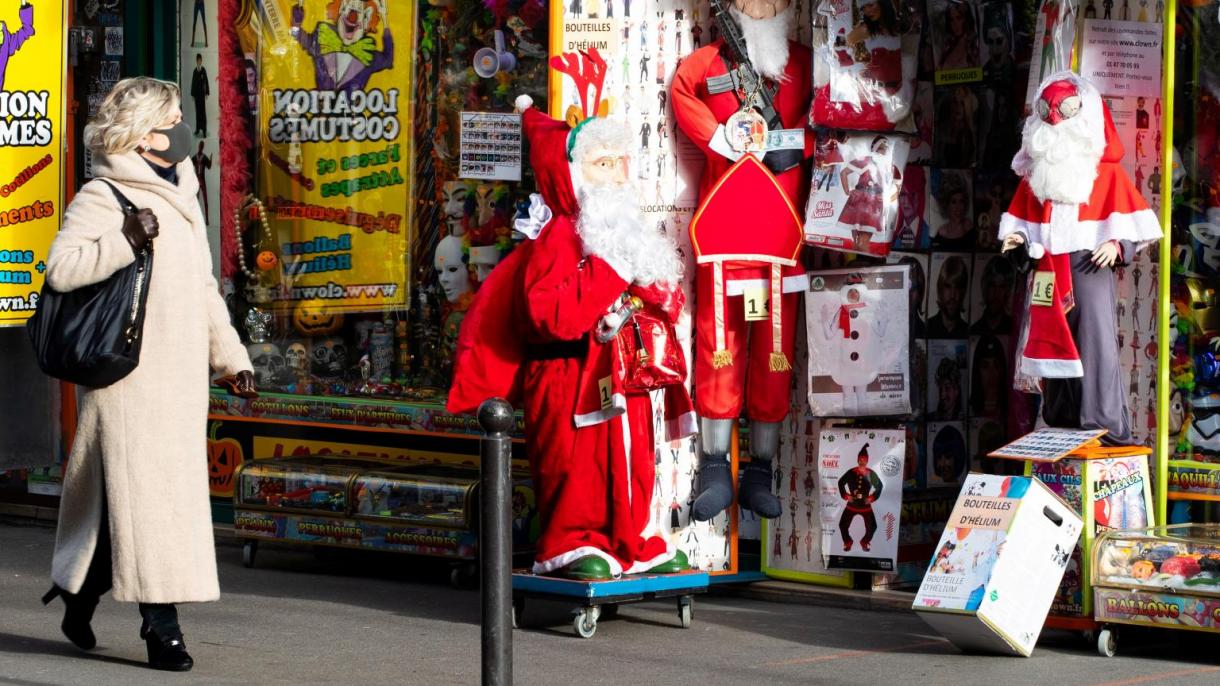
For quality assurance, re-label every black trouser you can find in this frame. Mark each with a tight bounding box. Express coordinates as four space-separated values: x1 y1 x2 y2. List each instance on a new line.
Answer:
839 507 877 545
79 486 181 639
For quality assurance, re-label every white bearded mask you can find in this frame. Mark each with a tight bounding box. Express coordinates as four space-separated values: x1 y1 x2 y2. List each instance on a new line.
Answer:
1011 72 1107 205
731 2 795 82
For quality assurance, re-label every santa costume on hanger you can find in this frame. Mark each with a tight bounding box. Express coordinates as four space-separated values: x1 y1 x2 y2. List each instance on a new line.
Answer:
998 71 1162 445
671 0 814 522
447 49 695 580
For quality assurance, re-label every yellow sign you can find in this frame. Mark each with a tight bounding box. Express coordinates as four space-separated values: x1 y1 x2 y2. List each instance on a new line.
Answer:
743 284 770 321
254 0 413 313
1031 270 1056 307
0 0 64 325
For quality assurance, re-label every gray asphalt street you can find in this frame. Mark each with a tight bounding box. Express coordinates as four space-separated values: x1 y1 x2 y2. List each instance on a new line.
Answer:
0 519 1217 686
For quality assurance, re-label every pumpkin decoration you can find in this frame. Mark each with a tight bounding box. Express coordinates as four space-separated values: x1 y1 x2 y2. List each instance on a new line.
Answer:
256 250 278 271
293 299 344 336
1131 560 1157 580
207 422 244 498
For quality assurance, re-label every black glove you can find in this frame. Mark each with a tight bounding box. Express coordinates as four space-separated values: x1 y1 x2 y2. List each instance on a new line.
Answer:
216 371 259 399
762 147 803 176
121 208 159 254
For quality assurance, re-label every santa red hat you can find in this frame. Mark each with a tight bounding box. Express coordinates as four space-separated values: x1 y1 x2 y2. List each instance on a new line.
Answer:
518 95 580 219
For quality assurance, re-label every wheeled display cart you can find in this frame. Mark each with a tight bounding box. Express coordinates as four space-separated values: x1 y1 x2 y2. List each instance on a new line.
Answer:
510 570 710 639
233 456 535 586
1091 524 1220 656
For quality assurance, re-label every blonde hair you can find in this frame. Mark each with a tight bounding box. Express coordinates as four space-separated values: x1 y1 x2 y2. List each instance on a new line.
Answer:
83 77 181 154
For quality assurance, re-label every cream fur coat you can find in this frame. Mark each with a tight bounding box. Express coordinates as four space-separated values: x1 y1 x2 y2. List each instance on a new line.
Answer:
46 151 251 604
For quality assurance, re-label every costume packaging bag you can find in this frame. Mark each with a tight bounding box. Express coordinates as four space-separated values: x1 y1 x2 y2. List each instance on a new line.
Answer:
818 428 906 572
806 133 910 256
806 265 913 416
810 0 920 131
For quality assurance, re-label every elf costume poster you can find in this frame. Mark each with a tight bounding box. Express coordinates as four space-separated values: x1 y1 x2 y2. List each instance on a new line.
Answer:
819 428 905 571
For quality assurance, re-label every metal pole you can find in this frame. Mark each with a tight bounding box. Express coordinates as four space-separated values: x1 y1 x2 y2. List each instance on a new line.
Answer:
479 398 513 686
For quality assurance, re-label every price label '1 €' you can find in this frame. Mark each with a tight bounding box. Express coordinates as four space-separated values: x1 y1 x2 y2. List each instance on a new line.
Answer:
1031 271 1055 307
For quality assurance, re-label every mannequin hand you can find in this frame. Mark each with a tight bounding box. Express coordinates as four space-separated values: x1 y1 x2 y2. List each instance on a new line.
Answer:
216 371 259 399
1092 240 1121 268
1001 233 1025 253
121 209 159 253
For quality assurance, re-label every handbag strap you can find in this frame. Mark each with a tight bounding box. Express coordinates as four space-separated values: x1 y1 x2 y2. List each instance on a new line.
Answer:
98 179 137 216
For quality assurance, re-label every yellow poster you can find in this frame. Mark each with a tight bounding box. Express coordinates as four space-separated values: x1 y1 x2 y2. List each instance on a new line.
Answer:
255 0 412 313
0 0 64 325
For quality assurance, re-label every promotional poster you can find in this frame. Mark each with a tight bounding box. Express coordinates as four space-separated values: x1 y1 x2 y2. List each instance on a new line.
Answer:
254 0 412 313
0 0 63 325
818 428 905 572
806 265 913 417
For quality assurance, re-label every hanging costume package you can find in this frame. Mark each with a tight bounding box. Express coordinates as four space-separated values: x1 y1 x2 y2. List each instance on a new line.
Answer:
806 265 913 416
810 0 919 132
806 132 910 256
818 428 906 572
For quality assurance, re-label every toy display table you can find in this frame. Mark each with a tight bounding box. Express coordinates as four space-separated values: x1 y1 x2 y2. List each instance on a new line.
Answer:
233 456 535 586
511 569 709 638
1022 444 1155 634
1092 524 1220 656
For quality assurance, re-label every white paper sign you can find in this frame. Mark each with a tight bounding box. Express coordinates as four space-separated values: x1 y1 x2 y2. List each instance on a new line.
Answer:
459 112 522 181
1079 20 1163 98
819 429 905 572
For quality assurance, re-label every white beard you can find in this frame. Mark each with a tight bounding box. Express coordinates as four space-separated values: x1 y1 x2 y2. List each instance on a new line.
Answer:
1012 114 1105 205
577 184 683 287
732 6 793 83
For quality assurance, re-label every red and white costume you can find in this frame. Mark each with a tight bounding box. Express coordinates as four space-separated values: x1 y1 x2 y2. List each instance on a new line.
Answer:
447 105 694 576
671 40 813 422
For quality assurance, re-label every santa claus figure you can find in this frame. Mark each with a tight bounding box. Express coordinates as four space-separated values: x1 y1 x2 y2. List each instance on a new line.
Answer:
672 0 813 522
999 72 1162 444
447 51 695 580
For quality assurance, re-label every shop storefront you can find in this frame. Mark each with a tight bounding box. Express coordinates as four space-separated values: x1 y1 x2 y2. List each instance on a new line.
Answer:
1 0 1217 612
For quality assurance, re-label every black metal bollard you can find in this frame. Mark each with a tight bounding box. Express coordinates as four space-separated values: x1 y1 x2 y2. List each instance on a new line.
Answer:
478 398 514 686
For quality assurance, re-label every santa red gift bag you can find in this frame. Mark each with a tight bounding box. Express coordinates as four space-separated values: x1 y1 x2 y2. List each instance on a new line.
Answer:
806 132 910 256
811 0 920 132
806 264 913 416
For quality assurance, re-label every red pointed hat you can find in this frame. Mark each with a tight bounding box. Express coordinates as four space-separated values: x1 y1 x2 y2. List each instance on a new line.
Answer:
521 106 579 217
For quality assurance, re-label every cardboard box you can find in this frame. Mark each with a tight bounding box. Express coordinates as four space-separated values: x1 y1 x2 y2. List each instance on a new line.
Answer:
912 473 1083 656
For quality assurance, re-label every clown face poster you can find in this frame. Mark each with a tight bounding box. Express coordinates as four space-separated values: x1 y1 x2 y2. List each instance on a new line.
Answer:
806 265 913 416
253 0 412 313
806 133 909 256
818 428 905 572
0 0 64 325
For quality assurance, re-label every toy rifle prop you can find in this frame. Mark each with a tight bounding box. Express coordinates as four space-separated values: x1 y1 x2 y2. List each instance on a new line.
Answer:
707 0 804 174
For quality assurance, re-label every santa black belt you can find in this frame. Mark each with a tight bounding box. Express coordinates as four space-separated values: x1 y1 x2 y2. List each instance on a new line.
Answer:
525 339 587 361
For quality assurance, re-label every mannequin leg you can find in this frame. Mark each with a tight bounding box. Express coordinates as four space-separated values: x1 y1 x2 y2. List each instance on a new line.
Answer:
739 419 782 518
692 417 734 521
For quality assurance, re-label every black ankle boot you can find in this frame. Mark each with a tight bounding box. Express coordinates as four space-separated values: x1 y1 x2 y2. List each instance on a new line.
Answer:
692 457 734 521
42 585 98 651
738 460 782 519
141 621 194 672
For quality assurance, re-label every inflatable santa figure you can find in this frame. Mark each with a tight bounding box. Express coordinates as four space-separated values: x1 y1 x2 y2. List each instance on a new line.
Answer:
998 71 1162 444
671 0 813 522
447 49 695 580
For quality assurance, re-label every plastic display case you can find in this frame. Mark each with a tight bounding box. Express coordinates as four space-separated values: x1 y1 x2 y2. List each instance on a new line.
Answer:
1091 524 1220 655
236 457 376 514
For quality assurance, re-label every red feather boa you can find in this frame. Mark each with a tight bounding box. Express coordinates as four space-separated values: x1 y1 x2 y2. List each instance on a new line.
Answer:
218 0 252 281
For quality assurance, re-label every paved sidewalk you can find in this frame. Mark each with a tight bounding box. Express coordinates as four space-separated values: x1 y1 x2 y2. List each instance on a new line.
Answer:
1 519 1217 686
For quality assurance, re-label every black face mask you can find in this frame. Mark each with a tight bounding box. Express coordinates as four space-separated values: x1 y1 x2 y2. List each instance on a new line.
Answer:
146 121 193 165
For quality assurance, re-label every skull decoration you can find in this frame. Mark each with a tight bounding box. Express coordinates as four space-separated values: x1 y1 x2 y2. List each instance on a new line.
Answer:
247 342 290 390
286 341 309 373
311 337 348 378
244 308 273 344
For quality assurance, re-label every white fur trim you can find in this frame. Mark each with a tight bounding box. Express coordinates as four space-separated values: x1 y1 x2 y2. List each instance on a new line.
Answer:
725 274 808 295
998 208 1162 257
531 546 624 577
622 541 679 575
514 94 534 112
709 124 744 162
574 393 628 428
1019 356 1084 379
666 411 698 442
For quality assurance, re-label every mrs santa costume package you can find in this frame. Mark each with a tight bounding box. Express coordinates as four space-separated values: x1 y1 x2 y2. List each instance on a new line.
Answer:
999 71 1162 445
448 50 695 580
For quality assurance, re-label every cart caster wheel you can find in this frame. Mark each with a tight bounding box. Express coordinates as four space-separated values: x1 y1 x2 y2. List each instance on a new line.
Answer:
678 597 693 629
574 607 599 639
242 541 257 568
1097 628 1117 658
512 596 525 629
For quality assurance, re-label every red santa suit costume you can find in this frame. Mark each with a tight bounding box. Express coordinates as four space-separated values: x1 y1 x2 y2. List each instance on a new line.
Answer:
671 39 813 422
447 104 695 576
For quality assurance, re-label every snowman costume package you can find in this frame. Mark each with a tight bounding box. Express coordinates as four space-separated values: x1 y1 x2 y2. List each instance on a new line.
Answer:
807 265 913 416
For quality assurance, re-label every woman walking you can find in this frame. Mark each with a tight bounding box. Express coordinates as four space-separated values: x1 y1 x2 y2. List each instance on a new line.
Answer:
40 77 255 671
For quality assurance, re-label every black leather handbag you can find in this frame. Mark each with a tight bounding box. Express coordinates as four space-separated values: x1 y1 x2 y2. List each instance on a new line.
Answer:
27 181 154 388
